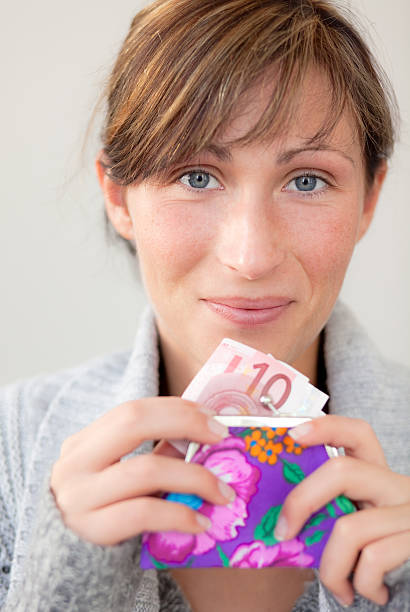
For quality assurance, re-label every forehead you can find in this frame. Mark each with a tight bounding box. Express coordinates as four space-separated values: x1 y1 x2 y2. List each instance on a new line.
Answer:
216 66 360 160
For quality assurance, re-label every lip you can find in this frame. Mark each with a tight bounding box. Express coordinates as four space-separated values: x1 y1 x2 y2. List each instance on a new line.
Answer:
202 297 293 327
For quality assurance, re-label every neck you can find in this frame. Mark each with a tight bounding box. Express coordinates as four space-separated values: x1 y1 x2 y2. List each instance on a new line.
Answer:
291 334 320 387
158 340 202 398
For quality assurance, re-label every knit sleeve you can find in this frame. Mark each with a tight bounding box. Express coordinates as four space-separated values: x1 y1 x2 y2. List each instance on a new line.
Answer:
0 383 21 604
0 372 82 608
317 576 410 611
0 370 163 611
3 479 159 612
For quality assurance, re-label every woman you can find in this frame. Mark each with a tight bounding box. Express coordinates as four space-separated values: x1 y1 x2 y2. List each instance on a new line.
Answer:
1 0 409 610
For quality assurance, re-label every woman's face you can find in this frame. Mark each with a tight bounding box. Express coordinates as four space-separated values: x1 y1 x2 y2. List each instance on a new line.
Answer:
102 70 384 387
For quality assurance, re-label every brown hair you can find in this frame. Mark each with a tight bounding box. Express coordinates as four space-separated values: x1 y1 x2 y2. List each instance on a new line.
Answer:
101 0 397 189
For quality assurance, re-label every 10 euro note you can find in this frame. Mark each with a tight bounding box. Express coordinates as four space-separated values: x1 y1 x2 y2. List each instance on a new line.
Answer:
170 337 328 455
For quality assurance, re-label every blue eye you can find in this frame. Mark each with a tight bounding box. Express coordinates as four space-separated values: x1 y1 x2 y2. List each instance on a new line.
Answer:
295 176 317 191
287 174 327 193
179 171 220 190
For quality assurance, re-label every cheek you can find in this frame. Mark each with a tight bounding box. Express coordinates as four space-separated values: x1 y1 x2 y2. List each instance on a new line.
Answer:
289 202 362 288
131 202 216 283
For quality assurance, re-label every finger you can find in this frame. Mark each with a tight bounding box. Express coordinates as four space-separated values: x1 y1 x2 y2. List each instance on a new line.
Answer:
67 496 212 546
59 398 228 472
287 415 387 467
56 454 236 512
353 530 410 605
274 456 410 540
60 398 203 456
319 504 410 607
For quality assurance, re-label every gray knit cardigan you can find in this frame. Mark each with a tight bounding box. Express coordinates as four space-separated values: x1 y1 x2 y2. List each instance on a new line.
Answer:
1 302 409 611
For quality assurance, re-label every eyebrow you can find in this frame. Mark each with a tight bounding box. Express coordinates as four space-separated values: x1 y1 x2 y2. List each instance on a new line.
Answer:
202 143 355 167
276 145 355 167
204 143 233 162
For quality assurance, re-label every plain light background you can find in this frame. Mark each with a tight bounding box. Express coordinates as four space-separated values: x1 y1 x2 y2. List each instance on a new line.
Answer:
1 0 409 386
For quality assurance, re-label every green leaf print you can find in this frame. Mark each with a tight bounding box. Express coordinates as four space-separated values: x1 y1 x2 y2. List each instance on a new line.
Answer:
149 554 169 570
254 504 283 546
281 458 306 484
335 495 356 514
326 502 336 518
305 530 326 546
236 428 253 438
302 513 328 531
216 545 230 567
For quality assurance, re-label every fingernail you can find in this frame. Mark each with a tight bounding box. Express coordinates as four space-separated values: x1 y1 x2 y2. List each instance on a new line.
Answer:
196 513 211 530
334 594 351 608
288 422 313 440
218 480 236 502
207 418 229 439
274 515 288 541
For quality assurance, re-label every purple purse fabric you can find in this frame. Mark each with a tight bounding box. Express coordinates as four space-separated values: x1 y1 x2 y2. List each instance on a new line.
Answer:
140 425 355 569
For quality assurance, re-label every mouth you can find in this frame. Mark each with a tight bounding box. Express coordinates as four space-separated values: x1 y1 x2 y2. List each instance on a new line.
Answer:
201 297 293 327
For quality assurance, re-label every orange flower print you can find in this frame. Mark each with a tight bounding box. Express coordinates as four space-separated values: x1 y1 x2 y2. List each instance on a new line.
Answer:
245 430 264 456
261 426 287 439
245 429 283 465
258 440 283 465
283 435 305 455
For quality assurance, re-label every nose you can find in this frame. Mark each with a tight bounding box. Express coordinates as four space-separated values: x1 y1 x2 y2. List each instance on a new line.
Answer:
215 193 286 280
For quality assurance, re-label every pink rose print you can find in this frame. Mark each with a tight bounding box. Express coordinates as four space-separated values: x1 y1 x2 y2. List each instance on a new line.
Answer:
230 538 314 568
146 437 260 563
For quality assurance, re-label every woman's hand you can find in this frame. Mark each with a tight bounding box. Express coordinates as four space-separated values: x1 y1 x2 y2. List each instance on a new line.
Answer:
273 415 410 607
50 398 235 546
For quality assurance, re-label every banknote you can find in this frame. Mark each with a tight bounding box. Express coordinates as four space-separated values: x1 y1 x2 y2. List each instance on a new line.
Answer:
169 338 328 454
183 338 327 413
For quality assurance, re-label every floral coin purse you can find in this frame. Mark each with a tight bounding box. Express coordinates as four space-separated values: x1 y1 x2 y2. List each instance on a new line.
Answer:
140 416 356 570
